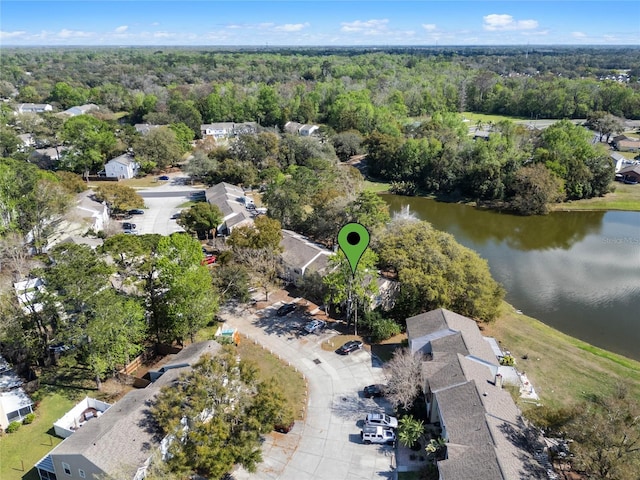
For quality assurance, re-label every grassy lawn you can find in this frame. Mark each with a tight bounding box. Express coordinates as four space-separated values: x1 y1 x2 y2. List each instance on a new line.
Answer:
552 182 640 211
364 179 391 193
0 391 77 480
235 336 308 421
461 111 529 123
481 303 640 411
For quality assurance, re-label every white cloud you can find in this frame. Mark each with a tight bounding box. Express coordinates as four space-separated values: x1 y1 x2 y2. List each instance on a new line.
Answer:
58 29 94 38
340 19 389 34
151 22 160 27
483 14 538 31
572 31 587 39
422 24 437 32
274 23 310 32
115 25 128 33
153 31 174 38
0 30 27 39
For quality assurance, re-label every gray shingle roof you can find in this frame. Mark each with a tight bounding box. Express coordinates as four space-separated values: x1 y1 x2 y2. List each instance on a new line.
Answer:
409 309 549 480
407 308 499 364
49 341 220 478
280 230 331 275
204 182 254 231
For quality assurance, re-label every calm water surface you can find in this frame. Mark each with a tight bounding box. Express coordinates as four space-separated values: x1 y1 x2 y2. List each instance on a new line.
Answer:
382 195 640 361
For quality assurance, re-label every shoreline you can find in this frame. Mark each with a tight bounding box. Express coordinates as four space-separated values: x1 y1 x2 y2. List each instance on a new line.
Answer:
366 180 640 213
481 302 640 409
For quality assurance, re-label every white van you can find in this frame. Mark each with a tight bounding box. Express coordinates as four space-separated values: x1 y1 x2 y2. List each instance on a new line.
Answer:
360 425 396 445
364 412 398 429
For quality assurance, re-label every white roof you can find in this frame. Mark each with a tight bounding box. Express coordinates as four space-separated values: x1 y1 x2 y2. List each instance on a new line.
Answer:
0 388 32 413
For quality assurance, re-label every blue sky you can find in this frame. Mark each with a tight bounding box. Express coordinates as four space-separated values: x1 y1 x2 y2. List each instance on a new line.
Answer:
1 1 639 46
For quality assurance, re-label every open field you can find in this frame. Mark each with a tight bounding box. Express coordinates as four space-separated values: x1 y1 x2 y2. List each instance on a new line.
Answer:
552 182 640 212
461 111 529 123
481 303 640 411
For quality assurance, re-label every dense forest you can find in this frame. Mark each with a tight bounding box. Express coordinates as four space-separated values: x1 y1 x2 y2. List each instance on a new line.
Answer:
2 46 640 121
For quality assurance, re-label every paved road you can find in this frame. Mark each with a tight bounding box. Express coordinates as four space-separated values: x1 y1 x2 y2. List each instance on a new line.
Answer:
220 303 396 480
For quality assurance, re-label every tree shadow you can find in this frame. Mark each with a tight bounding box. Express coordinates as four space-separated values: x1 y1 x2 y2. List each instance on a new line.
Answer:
331 394 380 421
497 421 553 479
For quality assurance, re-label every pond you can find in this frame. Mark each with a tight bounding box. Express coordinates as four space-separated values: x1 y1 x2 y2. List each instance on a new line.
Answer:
382 194 640 361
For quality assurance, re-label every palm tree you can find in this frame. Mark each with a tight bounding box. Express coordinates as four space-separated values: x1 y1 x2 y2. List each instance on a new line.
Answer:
397 415 425 449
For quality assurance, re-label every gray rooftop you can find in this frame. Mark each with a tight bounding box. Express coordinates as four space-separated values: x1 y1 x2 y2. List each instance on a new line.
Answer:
204 182 254 231
49 341 220 478
280 230 331 275
406 308 499 364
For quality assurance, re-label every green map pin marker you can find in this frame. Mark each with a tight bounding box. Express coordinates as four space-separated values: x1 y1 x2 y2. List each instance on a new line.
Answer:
337 222 370 277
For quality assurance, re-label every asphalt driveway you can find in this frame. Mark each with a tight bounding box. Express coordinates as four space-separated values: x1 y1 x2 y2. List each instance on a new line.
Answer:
114 174 203 236
220 302 396 480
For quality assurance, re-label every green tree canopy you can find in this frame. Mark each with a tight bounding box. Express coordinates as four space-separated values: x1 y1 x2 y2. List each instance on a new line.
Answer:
177 202 223 239
377 220 504 322
153 233 219 343
227 215 282 252
94 183 145 214
134 126 183 170
61 115 117 176
152 347 287 478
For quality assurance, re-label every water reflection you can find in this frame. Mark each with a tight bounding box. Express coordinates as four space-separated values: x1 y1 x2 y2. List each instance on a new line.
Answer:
382 195 640 361
383 195 605 251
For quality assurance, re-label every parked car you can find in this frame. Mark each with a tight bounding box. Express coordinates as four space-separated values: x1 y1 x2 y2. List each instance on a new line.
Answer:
363 384 385 398
364 412 398 429
171 212 182 219
360 425 396 445
303 319 326 334
200 255 217 265
122 222 136 230
123 229 139 235
128 209 145 215
276 303 297 316
274 420 295 434
335 340 363 355
159 175 170 180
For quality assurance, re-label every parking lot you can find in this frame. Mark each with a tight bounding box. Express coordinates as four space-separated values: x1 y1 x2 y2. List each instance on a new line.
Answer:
220 299 396 480
111 175 202 236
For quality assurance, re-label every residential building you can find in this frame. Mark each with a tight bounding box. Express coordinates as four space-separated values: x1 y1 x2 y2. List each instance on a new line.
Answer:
134 123 163 135
613 135 640 152
204 182 254 235
284 121 320 136
299 124 319 136
35 341 221 480
617 165 640 184
15 103 53 114
14 277 44 314
17 133 36 150
60 104 99 117
406 308 550 480
280 230 332 286
104 153 140 179
200 122 257 140
0 355 34 430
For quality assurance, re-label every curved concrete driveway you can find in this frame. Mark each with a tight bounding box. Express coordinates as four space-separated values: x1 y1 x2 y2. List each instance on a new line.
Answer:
220 304 395 480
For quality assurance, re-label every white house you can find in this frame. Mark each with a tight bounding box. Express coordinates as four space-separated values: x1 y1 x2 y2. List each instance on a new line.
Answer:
60 104 99 117
0 355 34 430
200 122 258 140
15 103 52 114
299 124 319 136
104 153 139 179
